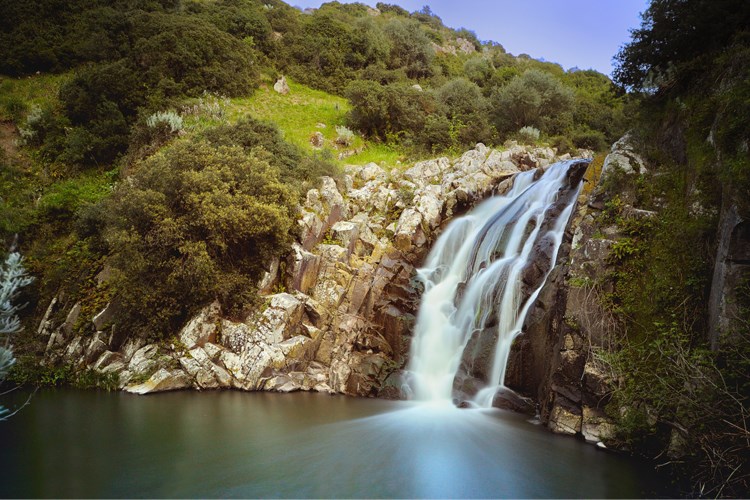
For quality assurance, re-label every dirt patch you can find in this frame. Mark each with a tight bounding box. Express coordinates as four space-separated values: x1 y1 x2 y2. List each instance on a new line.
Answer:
0 121 20 159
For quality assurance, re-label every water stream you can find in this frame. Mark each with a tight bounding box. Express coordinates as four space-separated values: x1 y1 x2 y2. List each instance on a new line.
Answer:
406 160 586 406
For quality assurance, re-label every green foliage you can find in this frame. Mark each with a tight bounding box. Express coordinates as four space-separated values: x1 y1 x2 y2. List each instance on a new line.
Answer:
491 69 574 135
202 117 338 190
434 78 492 146
614 0 750 92
383 18 435 79
603 320 749 497
517 126 540 144
345 80 435 143
83 139 297 338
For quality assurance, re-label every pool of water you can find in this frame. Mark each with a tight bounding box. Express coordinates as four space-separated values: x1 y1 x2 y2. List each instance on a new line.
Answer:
0 389 656 498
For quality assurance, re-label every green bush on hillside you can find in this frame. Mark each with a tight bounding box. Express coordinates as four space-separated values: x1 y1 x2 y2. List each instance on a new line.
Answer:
81 139 297 337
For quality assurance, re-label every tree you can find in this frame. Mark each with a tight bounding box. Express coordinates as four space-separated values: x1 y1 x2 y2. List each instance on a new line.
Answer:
491 69 573 135
383 18 434 79
0 249 34 420
613 0 750 92
87 140 297 337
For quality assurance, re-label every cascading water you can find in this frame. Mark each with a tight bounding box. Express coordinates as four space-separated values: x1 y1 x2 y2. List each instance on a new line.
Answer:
405 159 589 407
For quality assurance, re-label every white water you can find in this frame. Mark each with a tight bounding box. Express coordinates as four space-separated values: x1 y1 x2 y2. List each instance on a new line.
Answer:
406 161 584 406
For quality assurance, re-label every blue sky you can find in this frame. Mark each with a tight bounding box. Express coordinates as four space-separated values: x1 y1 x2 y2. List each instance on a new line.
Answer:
288 0 650 77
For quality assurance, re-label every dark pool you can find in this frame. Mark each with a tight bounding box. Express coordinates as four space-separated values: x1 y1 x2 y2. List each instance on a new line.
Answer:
0 389 658 498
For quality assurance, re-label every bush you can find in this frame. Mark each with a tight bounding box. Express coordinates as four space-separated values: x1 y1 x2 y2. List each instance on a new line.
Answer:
517 126 540 144
572 129 609 151
89 139 298 337
550 135 575 155
146 110 183 133
491 69 573 135
335 125 354 146
202 118 338 189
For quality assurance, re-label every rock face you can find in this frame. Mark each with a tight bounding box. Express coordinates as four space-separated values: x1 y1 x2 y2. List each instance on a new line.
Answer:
505 136 648 444
39 143 568 396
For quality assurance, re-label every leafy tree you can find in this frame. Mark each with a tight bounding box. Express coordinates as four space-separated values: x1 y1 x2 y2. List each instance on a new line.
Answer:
345 80 436 142
614 0 750 92
85 140 297 337
491 69 573 135
383 18 435 79
434 78 492 146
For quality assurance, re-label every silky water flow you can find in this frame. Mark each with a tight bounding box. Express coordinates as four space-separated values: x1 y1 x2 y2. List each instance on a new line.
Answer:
405 159 587 407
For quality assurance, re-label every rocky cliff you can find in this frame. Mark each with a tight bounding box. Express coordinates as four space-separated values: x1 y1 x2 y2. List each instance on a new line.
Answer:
505 135 651 445
39 143 570 396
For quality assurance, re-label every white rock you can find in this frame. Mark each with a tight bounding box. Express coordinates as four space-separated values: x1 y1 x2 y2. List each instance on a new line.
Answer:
125 368 192 394
179 300 220 349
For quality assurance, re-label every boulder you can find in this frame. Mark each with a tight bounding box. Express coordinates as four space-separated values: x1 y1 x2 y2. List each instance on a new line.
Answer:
273 76 290 95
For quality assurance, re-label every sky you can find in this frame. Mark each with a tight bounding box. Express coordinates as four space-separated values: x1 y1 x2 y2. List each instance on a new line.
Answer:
288 0 650 77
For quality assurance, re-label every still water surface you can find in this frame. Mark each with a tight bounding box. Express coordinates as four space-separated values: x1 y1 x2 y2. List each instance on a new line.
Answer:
0 389 655 498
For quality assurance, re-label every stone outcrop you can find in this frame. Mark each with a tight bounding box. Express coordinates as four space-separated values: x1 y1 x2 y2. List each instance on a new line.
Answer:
39 143 567 396
273 76 290 95
505 136 647 445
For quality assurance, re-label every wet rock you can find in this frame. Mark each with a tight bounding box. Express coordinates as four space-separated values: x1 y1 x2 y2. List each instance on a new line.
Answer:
548 398 582 435
491 387 537 415
581 406 615 443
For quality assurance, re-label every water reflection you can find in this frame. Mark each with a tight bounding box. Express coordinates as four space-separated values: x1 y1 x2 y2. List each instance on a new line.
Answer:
0 390 650 498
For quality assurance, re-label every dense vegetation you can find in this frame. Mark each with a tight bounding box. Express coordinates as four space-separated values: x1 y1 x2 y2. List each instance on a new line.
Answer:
0 0 628 346
600 0 750 495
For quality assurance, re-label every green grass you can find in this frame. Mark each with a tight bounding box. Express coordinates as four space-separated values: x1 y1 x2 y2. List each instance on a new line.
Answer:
222 77 408 168
0 73 70 122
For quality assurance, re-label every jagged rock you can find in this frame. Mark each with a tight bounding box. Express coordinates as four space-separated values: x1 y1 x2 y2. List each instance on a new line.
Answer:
258 257 281 295
92 301 118 331
84 333 109 365
128 344 159 374
93 351 125 373
179 300 220 349
455 37 475 54
61 303 81 337
125 368 192 394
601 134 647 177
331 221 360 255
273 76 290 95
289 243 321 294
491 387 536 415
394 208 425 252
548 399 582 435
581 406 615 443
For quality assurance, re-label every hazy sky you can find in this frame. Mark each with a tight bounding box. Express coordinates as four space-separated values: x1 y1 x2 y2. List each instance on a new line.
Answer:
288 0 650 77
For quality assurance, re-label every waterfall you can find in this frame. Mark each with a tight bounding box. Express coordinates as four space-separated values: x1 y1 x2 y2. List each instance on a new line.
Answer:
405 159 588 407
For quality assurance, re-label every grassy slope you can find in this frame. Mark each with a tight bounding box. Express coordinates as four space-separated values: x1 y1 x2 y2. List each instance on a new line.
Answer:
221 77 405 168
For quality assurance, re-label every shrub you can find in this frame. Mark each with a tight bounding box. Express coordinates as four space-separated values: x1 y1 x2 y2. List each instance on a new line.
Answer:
202 118 338 189
146 110 183 133
517 125 540 144
572 129 609 151
335 125 354 146
90 139 298 337
550 135 575 155
491 69 573 135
